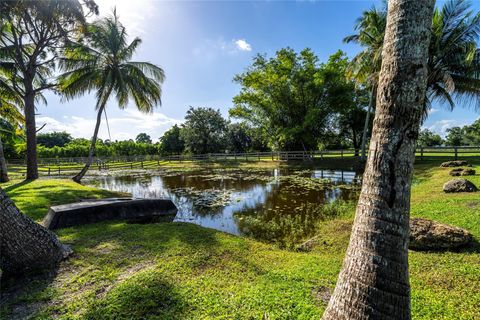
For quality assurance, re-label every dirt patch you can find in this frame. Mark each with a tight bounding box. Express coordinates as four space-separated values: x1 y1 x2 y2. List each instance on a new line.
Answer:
311 286 332 306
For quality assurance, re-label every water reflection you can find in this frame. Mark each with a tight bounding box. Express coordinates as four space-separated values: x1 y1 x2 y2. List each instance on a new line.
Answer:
87 168 360 244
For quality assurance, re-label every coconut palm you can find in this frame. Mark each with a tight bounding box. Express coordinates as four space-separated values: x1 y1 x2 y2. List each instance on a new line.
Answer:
0 77 23 183
346 0 480 157
58 10 165 182
0 40 24 182
344 4 386 160
323 0 435 318
0 0 97 180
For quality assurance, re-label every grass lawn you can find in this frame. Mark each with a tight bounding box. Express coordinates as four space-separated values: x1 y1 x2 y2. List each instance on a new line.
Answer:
1 160 479 319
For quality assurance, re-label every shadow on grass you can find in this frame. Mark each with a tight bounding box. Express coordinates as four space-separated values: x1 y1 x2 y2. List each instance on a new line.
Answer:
3 179 32 193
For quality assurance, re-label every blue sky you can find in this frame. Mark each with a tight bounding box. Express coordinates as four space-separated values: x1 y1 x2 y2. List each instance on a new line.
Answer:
38 0 480 141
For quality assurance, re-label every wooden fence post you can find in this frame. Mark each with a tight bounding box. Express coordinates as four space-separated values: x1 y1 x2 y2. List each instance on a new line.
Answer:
454 147 458 160
420 147 424 161
48 168 51 176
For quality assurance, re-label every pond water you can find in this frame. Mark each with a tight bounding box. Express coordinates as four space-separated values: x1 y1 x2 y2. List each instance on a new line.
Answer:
86 167 361 247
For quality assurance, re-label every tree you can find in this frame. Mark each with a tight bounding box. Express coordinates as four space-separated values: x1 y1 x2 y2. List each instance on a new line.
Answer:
463 119 480 145
418 129 444 146
181 107 228 154
135 133 152 144
231 49 358 151
347 0 480 158
323 1 435 319
37 131 73 148
344 3 386 159
337 104 368 156
159 124 184 155
227 123 252 153
0 56 24 182
58 10 165 182
0 0 97 180
445 126 464 146
0 187 71 276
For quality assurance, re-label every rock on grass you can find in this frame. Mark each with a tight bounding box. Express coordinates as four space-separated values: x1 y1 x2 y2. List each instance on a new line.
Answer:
440 160 469 167
443 178 478 193
409 218 473 251
449 168 476 176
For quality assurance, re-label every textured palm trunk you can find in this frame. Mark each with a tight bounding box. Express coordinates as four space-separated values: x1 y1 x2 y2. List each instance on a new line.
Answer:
322 1 435 319
72 104 105 183
24 89 38 180
0 135 9 183
360 85 376 160
0 187 71 276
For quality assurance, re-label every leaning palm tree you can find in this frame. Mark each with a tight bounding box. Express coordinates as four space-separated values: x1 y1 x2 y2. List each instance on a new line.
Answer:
347 0 480 157
323 0 435 318
58 10 165 182
344 3 386 160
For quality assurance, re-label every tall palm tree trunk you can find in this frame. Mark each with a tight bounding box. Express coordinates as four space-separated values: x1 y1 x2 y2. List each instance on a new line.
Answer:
0 187 72 276
322 1 435 319
360 84 376 160
0 134 9 183
24 89 38 180
72 103 105 183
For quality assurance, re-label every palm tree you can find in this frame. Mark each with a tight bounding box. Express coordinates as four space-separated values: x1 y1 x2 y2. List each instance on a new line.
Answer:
0 80 23 183
0 0 96 180
0 41 24 182
58 10 165 182
426 0 480 114
346 0 480 157
344 3 386 160
0 187 72 276
322 0 435 318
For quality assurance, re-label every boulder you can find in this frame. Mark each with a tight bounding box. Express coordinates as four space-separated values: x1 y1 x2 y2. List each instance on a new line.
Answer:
409 218 473 250
449 168 476 176
440 160 469 167
443 178 478 193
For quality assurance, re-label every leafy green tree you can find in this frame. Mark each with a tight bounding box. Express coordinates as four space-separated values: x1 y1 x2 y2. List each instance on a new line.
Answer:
0 0 97 180
231 48 354 151
417 129 444 146
445 127 464 146
37 132 73 148
227 123 252 153
159 125 184 155
181 107 228 154
58 10 165 182
135 133 152 144
463 119 480 145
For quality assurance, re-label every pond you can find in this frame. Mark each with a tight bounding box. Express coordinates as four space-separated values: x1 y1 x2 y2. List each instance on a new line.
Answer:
86 167 361 247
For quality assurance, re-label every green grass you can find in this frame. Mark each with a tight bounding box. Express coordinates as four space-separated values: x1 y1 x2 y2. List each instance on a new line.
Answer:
1 179 122 221
1 160 479 319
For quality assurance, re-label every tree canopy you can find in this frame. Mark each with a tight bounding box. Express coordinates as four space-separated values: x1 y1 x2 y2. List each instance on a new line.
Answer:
230 49 366 151
181 107 228 154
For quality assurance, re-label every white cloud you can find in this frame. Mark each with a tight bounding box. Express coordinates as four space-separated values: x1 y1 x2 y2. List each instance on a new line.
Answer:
193 38 253 61
37 110 182 141
234 39 252 52
423 119 470 137
428 108 439 115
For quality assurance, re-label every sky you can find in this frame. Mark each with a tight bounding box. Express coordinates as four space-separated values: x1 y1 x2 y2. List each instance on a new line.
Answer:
38 0 480 141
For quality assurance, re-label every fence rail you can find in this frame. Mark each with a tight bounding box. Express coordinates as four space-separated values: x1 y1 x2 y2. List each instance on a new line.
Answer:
6 146 480 177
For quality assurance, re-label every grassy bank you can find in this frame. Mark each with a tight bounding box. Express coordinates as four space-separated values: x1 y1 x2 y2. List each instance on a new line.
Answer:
1 161 479 319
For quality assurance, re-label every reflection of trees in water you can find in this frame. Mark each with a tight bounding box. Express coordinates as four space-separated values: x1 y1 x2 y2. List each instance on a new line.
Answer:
91 169 360 243
233 182 358 248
